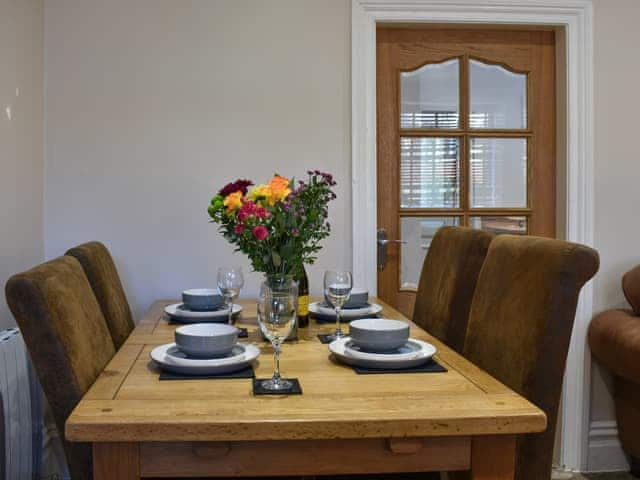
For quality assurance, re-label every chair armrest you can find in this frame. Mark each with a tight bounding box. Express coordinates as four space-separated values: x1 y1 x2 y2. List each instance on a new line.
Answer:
589 309 640 383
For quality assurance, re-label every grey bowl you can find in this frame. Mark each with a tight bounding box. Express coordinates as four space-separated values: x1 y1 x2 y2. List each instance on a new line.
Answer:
324 287 369 309
349 318 410 352
174 323 238 358
182 288 223 311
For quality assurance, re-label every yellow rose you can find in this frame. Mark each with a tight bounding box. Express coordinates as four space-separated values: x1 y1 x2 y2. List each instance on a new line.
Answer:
267 175 291 205
249 184 271 205
223 191 243 212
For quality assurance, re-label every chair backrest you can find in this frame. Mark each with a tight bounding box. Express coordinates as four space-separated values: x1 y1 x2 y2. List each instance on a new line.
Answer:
412 226 493 352
5 256 116 480
622 264 640 315
66 241 134 349
463 235 599 480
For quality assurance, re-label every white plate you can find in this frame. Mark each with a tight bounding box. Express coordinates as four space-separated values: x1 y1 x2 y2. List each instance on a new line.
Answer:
309 302 383 320
150 342 260 375
164 303 242 323
329 336 436 370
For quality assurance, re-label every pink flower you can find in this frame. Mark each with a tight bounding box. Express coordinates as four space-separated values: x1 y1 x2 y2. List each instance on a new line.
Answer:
255 207 269 218
234 224 245 234
238 201 258 222
252 225 269 241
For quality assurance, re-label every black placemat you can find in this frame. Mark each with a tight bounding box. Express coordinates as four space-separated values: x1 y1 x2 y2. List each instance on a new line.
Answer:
253 378 302 395
159 365 254 380
352 358 447 375
312 315 349 325
237 327 248 338
313 314 381 324
317 333 339 344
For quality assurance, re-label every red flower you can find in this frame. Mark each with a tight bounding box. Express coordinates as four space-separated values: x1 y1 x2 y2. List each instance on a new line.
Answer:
219 179 254 197
234 224 245 234
252 225 269 241
255 207 269 218
238 201 259 222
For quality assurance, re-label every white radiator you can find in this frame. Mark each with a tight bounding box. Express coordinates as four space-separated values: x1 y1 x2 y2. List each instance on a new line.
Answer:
0 328 43 480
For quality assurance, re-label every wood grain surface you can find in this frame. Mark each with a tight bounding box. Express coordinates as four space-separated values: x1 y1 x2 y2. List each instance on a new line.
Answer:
66 298 545 443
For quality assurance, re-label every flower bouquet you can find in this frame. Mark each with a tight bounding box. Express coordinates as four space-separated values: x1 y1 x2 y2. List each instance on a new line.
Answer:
207 171 337 279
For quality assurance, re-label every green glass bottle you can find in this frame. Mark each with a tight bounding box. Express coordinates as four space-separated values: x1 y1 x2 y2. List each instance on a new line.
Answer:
297 267 310 328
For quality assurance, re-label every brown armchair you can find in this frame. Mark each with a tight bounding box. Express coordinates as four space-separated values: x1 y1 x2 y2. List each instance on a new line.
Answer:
589 265 640 477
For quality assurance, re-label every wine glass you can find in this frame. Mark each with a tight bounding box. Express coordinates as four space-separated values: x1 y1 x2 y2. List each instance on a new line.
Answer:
258 281 298 391
216 266 244 325
323 270 352 341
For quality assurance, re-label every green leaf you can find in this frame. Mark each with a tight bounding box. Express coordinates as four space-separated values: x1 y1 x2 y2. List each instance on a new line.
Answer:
271 251 282 267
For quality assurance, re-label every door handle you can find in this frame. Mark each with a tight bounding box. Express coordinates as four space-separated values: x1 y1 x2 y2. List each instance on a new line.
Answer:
377 228 406 271
378 239 407 246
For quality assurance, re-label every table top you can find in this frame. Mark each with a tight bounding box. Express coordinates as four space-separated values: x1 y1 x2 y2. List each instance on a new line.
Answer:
65 298 546 443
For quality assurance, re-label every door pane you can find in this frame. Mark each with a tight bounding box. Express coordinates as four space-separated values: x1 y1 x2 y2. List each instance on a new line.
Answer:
400 58 460 129
400 217 459 289
469 59 527 129
400 137 460 208
470 216 527 235
469 137 527 208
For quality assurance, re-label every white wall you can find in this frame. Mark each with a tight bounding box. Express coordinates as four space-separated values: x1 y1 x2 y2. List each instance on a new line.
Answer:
588 0 640 471
0 0 44 330
44 0 351 318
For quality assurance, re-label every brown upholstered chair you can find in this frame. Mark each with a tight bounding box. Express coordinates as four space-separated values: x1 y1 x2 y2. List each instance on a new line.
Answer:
589 265 640 477
461 235 599 480
412 226 494 352
66 241 134 349
5 256 116 480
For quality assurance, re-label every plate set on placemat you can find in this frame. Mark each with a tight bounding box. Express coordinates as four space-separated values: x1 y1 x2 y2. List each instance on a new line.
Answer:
164 288 243 323
151 322 259 376
309 288 383 322
328 318 440 371
153 288 256 376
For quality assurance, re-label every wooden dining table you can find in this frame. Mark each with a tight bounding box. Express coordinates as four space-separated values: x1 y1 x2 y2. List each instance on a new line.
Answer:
66 297 546 479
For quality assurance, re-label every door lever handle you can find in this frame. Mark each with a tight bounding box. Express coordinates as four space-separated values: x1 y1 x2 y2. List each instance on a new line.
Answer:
377 228 406 271
377 238 407 246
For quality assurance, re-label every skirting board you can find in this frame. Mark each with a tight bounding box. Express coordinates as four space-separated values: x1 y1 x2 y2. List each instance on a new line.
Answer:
587 420 629 472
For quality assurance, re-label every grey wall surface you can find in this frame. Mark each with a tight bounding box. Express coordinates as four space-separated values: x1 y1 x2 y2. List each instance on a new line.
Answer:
44 0 351 316
0 0 44 330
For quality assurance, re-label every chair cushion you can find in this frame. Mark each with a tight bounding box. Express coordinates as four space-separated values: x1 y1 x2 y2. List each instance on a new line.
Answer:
5 256 116 480
589 309 640 383
463 235 599 480
66 241 134 349
622 265 640 315
413 226 493 352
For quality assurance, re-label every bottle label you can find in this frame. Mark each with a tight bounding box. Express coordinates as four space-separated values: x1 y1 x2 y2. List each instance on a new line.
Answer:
298 295 309 316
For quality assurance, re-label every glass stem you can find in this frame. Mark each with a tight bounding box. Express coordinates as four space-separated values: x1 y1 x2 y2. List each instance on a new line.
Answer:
335 306 342 337
272 342 282 383
227 297 233 325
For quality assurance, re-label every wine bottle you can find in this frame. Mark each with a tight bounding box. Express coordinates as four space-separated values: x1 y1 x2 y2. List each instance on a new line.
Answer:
297 266 310 328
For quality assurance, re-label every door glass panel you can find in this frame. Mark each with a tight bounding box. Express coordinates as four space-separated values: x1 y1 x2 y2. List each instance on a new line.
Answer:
469 137 527 208
400 137 460 208
400 58 460 129
470 216 527 235
400 217 459 289
469 59 527 129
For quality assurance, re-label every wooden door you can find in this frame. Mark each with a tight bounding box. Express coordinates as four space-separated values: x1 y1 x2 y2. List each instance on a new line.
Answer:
377 27 555 317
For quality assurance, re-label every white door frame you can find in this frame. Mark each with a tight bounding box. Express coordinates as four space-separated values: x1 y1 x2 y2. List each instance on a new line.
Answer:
351 0 594 471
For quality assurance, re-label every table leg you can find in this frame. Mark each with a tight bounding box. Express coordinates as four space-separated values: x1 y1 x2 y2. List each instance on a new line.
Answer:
451 435 516 480
93 442 140 480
